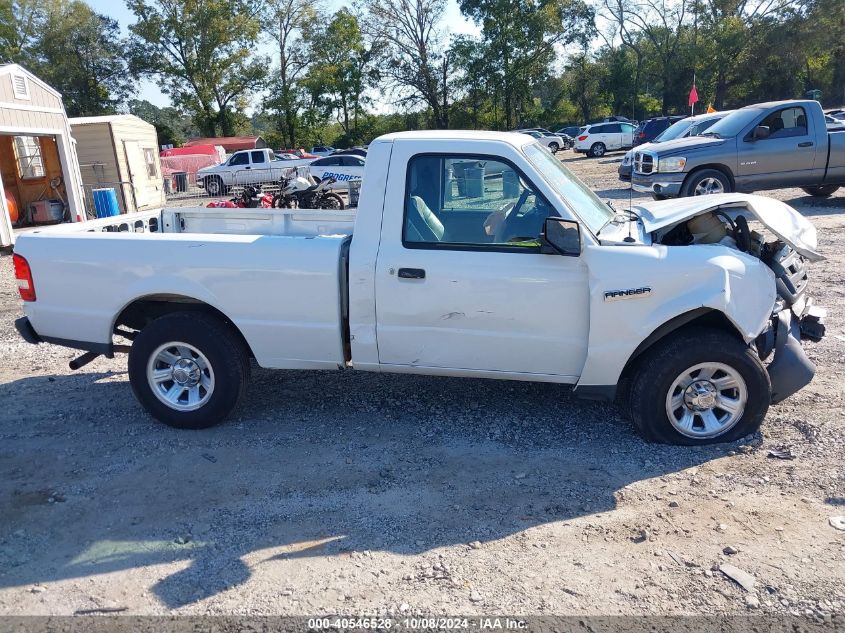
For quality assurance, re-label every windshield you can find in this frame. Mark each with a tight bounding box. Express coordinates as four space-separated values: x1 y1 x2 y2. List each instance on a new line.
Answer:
524 142 613 234
702 108 763 138
654 118 695 142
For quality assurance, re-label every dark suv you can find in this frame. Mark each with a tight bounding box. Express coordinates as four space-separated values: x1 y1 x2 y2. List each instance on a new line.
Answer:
633 116 686 146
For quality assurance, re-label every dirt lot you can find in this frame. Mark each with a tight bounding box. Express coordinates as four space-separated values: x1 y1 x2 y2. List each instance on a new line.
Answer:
1 153 843 617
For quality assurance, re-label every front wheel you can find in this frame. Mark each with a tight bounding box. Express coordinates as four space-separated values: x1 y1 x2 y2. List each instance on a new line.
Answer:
802 185 840 198
128 312 249 429
204 176 225 197
628 328 771 445
681 169 732 197
548 142 559 153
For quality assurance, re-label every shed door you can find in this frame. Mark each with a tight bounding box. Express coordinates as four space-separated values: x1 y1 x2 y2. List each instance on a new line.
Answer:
123 140 161 212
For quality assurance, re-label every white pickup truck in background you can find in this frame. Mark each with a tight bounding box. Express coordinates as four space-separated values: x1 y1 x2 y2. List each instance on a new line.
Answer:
196 148 313 196
12 131 826 445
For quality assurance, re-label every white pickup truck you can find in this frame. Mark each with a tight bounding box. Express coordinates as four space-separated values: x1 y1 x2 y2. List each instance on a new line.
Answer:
196 148 312 196
12 131 826 445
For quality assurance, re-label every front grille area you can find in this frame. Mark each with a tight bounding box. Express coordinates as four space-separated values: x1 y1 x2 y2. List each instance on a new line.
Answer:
768 243 809 305
634 152 655 174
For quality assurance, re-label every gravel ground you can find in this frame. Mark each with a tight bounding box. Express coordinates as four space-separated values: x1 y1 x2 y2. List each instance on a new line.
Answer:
1 152 843 617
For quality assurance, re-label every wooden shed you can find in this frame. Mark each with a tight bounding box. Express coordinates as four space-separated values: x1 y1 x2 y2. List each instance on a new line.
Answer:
70 114 165 215
0 64 85 247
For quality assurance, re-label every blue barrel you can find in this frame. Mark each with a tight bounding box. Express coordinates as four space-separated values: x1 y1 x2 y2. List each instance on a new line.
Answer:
92 188 120 218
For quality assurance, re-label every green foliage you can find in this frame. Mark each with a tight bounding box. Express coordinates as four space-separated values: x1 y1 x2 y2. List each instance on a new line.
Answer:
128 98 199 146
1 0 131 116
127 0 268 136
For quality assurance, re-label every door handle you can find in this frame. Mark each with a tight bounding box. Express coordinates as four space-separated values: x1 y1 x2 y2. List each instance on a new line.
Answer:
397 268 426 279
798 141 813 147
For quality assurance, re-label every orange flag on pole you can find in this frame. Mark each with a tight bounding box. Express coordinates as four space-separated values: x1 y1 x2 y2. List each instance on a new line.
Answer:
707 103 717 113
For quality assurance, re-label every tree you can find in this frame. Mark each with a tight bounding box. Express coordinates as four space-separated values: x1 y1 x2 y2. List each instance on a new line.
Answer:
301 9 380 143
456 0 595 128
602 0 692 114
363 0 452 128
263 0 319 147
127 0 268 137
0 0 46 65
37 1 132 115
128 98 198 146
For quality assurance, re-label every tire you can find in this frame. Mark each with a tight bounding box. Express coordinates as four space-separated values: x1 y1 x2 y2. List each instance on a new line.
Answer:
681 169 732 197
628 328 771 445
589 142 606 158
548 142 559 153
801 185 840 198
318 193 344 210
128 312 250 430
205 176 224 197
652 194 668 201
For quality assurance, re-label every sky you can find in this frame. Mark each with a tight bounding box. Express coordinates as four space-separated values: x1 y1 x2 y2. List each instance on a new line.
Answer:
87 0 481 111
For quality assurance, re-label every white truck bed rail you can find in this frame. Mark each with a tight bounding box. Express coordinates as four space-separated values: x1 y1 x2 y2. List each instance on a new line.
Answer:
20 207 357 238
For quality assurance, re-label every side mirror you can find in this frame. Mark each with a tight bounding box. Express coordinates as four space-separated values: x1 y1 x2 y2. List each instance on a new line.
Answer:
752 125 770 140
541 217 581 256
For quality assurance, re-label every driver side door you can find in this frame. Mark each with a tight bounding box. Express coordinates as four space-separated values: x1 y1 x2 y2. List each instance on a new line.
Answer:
374 152 590 379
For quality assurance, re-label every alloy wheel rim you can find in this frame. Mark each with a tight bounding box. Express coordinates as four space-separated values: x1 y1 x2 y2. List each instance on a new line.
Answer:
147 342 215 411
694 177 725 195
665 362 747 439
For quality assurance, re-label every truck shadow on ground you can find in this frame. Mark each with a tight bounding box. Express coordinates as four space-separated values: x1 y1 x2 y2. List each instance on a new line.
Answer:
0 367 735 609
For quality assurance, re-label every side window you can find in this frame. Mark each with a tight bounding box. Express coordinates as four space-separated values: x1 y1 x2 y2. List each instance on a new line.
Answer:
761 107 808 139
341 156 361 167
403 155 557 250
143 148 157 178
229 153 248 166
251 150 266 164
621 123 635 133
591 125 606 134
605 123 622 133
13 136 44 179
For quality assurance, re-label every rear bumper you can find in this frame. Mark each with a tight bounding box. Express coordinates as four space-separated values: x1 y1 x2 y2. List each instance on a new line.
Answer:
15 316 111 355
15 316 42 345
631 172 685 197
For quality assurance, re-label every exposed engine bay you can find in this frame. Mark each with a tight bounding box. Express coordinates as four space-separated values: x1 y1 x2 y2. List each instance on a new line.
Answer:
655 209 810 307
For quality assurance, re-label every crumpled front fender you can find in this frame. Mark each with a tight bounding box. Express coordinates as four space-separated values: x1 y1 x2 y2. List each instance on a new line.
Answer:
575 243 777 394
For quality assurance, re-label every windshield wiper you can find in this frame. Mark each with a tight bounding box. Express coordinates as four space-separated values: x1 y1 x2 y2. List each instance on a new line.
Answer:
700 131 721 138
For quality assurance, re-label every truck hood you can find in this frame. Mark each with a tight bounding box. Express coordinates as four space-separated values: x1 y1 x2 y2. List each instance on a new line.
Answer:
642 135 726 155
632 193 822 261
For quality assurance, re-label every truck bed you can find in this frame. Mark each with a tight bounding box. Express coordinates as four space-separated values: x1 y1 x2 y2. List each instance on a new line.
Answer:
15 207 357 370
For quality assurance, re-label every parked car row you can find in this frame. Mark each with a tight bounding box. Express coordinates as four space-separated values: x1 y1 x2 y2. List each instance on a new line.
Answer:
196 148 365 195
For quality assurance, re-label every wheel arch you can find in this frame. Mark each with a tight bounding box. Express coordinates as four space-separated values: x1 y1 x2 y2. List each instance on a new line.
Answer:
622 308 745 379
682 164 736 192
113 294 254 359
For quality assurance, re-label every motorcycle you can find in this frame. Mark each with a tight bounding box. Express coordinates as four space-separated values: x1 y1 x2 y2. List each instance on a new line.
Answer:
272 171 345 210
206 184 273 209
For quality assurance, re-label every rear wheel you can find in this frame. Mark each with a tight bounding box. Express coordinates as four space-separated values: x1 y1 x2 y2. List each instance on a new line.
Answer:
128 312 249 429
628 328 770 445
681 169 732 197
589 142 606 158
801 184 840 198
318 192 344 210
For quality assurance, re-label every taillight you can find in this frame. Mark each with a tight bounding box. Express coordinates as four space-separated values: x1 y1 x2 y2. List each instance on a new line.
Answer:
577 135 588 141
637 132 646 138
13 254 36 302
